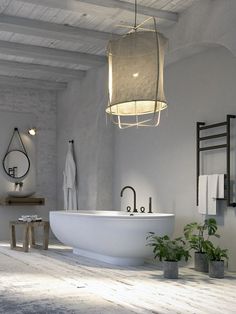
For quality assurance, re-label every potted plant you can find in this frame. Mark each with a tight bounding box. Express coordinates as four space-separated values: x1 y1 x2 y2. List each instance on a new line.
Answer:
146 233 191 279
205 242 228 278
184 218 219 272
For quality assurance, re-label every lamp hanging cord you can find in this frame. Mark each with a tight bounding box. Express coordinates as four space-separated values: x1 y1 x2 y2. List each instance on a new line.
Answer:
153 17 160 117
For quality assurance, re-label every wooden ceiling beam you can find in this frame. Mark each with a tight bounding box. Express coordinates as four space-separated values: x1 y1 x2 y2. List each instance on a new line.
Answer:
0 75 67 90
0 14 117 44
0 40 106 67
0 59 86 80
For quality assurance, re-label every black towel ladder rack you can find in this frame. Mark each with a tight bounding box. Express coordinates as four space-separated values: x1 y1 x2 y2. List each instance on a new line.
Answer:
196 114 236 207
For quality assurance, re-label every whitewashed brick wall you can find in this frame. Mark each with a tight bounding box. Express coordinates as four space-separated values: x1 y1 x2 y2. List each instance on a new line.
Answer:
0 86 57 239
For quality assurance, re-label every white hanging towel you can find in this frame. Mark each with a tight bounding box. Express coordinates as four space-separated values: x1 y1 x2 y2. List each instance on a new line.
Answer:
207 174 218 215
218 174 225 199
198 175 208 214
63 142 78 210
198 174 225 215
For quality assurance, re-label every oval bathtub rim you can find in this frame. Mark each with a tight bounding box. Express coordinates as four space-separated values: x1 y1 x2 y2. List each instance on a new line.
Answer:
50 210 175 220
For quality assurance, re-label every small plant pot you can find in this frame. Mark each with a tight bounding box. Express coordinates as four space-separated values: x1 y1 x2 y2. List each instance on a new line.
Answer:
163 261 178 279
209 260 224 278
194 252 209 272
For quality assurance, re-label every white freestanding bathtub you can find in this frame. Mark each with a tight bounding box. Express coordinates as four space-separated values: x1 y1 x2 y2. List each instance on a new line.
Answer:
50 210 175 266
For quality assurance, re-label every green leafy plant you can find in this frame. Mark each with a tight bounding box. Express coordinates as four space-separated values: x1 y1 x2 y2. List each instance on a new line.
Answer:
205 242 229 261
184 218 219 253
146 233 191 262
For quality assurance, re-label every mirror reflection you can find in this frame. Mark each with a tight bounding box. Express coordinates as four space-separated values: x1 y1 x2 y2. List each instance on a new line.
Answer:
3 150 30 179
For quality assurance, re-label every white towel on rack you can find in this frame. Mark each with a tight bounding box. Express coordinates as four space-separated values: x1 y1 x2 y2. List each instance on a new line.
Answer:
218 174 225 199
208 174 219 215
198 175 208 214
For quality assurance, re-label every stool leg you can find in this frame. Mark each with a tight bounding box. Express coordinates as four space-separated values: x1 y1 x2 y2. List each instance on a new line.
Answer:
23 225 29 252
43 222 49 250
10 224 16 249
29 226 35 247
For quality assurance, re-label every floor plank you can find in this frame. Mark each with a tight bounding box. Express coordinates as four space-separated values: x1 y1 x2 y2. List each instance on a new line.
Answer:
0 242 236 314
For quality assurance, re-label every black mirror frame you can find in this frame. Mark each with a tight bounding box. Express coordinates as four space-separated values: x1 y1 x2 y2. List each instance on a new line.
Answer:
2 149 30 180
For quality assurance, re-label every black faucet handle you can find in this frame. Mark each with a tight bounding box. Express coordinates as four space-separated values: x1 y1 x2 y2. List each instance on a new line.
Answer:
126 206 131 212
140 206 145 213
148 197 152 213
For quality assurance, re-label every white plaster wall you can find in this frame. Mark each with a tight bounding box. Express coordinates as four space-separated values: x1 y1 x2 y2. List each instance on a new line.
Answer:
57 66 113 211
165 0 236 65
113 47 236 271
0 87 57 240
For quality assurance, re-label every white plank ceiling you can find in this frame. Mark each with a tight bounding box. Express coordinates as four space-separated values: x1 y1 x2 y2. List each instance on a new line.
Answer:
0 0 196 90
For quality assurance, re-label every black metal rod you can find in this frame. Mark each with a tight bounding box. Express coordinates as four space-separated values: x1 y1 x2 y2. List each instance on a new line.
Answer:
226 115 236 206
199 121 227 130
199 144 227 151
196 122 205 205
69 140 74 143
227 114 236 119
197 115 236 207
227 115 231 206
199 133 227 141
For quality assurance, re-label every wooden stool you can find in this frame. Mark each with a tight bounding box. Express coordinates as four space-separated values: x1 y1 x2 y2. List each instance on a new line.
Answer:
9 220 49 252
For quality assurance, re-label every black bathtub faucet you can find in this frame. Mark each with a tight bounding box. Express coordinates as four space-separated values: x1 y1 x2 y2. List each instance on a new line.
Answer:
120 185 138 213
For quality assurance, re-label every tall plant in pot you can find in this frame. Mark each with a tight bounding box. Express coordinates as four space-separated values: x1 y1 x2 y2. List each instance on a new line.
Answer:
146 233 191 279
206 242 228 278
184 218 219 272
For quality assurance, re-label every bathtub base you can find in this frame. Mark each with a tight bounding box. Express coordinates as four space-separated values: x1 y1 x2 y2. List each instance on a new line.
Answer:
73 248 145 266
50 210 175 268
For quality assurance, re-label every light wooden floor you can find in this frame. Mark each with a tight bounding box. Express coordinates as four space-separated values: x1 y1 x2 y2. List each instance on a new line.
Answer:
0 242 236 314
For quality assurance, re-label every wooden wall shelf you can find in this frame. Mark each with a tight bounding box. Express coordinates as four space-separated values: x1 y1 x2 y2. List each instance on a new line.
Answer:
0 197 45 206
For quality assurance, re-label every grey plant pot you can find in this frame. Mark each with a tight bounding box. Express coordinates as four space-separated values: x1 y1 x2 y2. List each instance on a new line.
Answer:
194 252 209 272
163 261 178 279
209 260 224 278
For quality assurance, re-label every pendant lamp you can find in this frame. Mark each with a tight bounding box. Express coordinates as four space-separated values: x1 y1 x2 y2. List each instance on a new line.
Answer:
106 1 168 129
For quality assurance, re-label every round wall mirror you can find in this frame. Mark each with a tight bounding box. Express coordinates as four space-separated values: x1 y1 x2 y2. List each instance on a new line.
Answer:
3 150 30 179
